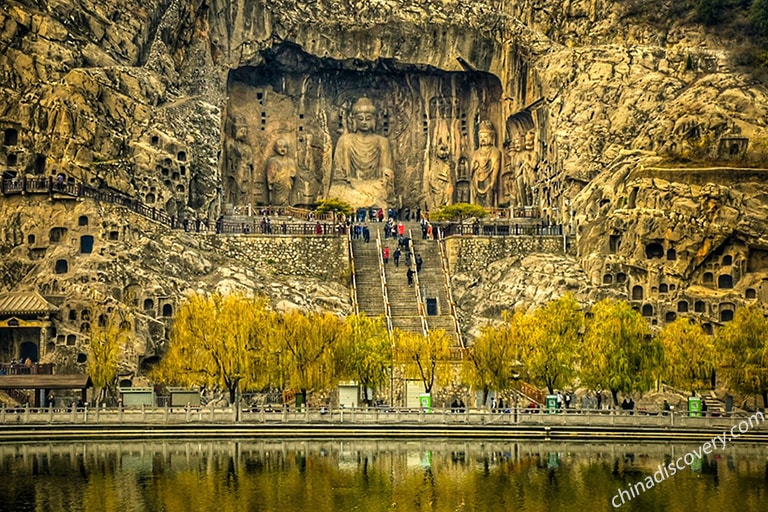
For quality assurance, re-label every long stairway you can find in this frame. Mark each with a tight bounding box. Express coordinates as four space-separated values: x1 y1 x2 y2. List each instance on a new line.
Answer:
351 238 386 317
412 238 462 344
380 236 424 334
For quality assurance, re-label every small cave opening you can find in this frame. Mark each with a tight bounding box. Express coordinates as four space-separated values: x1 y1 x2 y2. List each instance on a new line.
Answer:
645 242 664 259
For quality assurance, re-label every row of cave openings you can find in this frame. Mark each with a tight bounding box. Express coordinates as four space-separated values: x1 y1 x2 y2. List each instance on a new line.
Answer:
630 298 741 328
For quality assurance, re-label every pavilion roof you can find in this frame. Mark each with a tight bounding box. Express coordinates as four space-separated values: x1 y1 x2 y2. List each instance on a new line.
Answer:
0 292 58 316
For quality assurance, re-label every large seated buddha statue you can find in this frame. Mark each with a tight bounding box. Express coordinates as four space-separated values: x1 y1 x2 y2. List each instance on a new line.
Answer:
326 97 394 207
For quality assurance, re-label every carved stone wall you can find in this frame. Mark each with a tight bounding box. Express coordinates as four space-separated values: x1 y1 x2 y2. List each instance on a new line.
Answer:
223 43 503 209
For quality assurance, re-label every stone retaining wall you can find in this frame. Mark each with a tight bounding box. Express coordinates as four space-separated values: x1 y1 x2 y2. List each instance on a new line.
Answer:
207 234 349 283
445 236 565 273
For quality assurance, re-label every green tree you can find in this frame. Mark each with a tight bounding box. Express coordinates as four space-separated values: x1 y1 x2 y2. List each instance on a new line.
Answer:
275 309 346 407
316 198 353 217
696 0 727 25
526 294 583 394
87 308 131 405
580 299 660 406
151 292 273 409
338 313 393 406
750 0 768 36
717 305 768 407
395 329 452 394
430 203 488 222
657 318 715 394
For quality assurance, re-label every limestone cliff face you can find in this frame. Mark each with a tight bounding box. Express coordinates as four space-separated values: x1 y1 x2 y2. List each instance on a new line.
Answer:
1 0 768 375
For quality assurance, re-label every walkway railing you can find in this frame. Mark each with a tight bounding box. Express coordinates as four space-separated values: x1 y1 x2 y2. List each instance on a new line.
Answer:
347 230 359 315
375 232 394 335
439 222 563 237
437 238 464 349
0 177 347 236
1 404 762 432
407 230 429 338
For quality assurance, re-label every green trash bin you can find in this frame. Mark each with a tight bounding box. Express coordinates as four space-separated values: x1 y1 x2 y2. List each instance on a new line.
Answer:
688 396 702 417
546 394 558 414
419 393 432 413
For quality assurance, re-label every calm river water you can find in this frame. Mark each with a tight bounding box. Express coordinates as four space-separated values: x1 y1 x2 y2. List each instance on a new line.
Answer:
0 439 766 512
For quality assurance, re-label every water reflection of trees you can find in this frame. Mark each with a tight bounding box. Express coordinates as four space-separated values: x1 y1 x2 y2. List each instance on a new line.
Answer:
1 441 768 512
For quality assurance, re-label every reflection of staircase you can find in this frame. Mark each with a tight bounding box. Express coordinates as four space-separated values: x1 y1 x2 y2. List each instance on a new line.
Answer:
351 238 386 317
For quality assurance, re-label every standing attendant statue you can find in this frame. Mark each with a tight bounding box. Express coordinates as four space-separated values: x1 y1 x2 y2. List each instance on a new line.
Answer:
265 138 297 206
470 120 501 207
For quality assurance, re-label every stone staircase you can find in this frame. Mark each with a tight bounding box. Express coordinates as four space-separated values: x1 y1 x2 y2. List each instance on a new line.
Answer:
380 236 424 335
350 222 463 346
412 239 462 344
350 238 386 317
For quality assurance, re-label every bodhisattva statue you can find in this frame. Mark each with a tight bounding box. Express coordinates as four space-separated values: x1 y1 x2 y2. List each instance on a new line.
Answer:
327 97 394 206
265 138 297 206
425 140 455 211
471 120 501 207
227 122 254 204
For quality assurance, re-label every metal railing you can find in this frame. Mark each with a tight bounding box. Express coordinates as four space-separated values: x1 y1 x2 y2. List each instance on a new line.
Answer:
347 230 359 315
439 222 563 237
407 230 429 337
437 238 464 349
0 363 55 375
1 177 348 236
375 232 394 334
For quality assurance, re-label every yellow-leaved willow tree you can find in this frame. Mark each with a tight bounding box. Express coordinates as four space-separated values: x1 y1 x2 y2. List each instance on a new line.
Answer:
657 317 715 395
273 309 347 408
151 292 274 407
717 304 768 408
580 299 661 406
87 308 131 406
462 311 532 408
394 328 452 395
337 313 392 406
525 294 583 394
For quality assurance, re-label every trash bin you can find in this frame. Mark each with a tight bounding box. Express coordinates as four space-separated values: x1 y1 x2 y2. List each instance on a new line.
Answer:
546 394 558 414
688 396 702 417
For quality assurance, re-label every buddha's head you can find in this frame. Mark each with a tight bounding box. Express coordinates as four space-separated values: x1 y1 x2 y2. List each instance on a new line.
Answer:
351 97 378 133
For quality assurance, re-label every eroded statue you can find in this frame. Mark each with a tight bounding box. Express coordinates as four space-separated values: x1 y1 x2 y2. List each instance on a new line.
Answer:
265 138 297 206
326 97 394 206
471 120 501 207
425 139 455 211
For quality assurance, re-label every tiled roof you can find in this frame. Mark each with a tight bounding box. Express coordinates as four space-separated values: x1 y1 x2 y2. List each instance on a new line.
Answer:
0 292 58 316
0 374 92 390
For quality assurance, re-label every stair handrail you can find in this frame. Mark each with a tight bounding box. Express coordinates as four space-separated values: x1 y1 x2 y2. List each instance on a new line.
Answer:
438 237 464 349
376 232 394 334
407 230 429 338
347 229 359 315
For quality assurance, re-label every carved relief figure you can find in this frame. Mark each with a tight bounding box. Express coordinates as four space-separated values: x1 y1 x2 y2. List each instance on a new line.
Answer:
454 156 471 204
426 139 455 211
226 120 254 204
470 120 501 207
328 97 394 206
265 138 297 206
